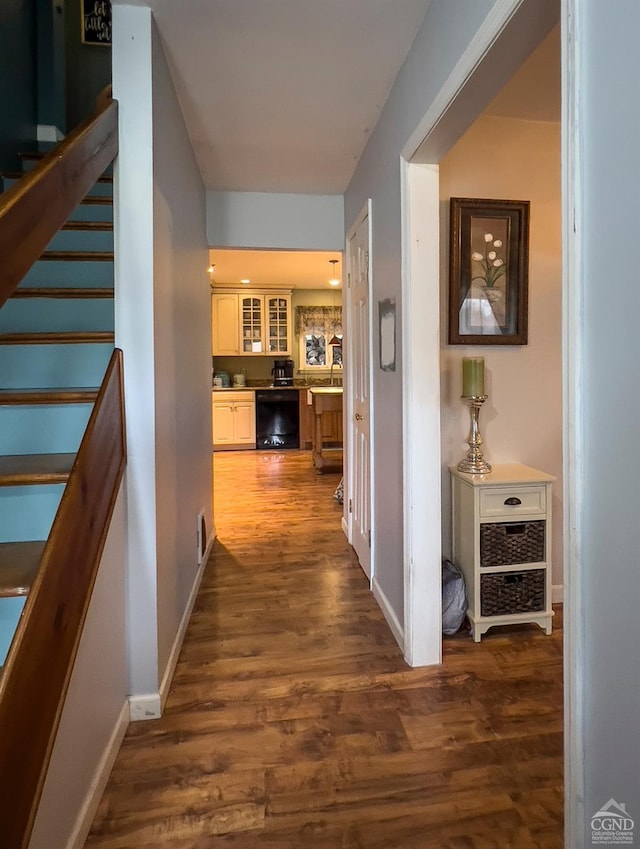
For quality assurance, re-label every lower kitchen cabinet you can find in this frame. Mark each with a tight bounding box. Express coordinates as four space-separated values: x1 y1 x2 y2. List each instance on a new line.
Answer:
213 391 256 450
450 464 555 641
299 389 343 449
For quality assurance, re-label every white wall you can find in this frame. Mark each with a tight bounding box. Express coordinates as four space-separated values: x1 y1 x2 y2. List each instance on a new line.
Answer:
569 0 640 841
439 115 563 589
344 0 515 630
207 190 344 250
112 4 159 701
113 4 211 711
29 488 128 849
151 18 212 682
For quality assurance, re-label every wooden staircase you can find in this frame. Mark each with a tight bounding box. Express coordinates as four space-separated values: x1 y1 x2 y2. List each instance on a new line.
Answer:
0 151 115 665
0 90 127 849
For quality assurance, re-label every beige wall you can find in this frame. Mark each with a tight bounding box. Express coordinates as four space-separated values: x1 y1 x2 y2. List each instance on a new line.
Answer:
439 115 562 587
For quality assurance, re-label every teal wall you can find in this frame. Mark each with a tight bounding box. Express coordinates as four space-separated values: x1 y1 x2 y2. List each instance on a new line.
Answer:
0 0 37 171
65 0 111 128
36 0 66 131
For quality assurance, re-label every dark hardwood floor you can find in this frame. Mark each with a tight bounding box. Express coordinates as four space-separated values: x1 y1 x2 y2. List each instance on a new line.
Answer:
85 450 563 848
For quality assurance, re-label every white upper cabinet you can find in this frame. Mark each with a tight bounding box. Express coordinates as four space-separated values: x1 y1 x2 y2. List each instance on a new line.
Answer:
212 290 292 356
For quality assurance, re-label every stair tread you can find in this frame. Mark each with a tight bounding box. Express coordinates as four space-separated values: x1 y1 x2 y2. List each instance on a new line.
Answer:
0 388 99 405
12 288 113 299
0 331 114 344
79 196 113 206
62 221 112 232
41 251 114 262
0 453 75 486
0 542 45 598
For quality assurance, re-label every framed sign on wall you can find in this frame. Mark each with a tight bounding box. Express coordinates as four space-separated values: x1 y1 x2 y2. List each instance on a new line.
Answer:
81 0 112 45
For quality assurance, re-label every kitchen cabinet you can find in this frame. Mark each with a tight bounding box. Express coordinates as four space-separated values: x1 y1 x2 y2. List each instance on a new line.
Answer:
213 390 256 450
309 387 343 472
212 290 292 356
299 389 343 450
211 293 240 356
450 464 555 641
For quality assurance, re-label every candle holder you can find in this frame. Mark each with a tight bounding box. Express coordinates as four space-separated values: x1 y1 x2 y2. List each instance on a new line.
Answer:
457 395 492 474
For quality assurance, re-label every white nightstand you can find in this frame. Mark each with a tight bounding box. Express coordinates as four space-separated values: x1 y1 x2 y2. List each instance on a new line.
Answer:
450 464 555 642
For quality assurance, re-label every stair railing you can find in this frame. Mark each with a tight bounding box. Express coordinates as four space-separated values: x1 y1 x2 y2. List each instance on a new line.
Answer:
0 86 123 849
0 349 126 849
0 87 118 310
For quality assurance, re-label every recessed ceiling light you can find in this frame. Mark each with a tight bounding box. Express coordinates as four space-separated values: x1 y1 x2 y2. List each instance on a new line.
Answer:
240 278 251 285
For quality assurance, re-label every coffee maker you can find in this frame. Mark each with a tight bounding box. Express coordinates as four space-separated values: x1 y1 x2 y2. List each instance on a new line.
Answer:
271 358 294 386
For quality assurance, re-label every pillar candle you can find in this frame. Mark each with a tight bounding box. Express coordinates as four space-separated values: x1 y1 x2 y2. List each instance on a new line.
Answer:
462 357 485 397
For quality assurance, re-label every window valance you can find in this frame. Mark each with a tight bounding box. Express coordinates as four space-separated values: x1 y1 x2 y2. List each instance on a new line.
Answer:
295 305 342 336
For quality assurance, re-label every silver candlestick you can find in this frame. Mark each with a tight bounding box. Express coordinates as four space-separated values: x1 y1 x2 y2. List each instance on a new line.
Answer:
457 395 492 474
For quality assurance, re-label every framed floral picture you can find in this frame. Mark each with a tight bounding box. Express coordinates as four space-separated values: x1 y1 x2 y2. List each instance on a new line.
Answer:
448 197 529 345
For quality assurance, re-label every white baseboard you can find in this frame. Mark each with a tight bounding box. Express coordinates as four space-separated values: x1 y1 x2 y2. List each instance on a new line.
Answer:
158 531 215 710
372 576 404 652
552 583 564 604
37 124 64 142
67 700 129 849
341 515 350 541
129 692 162 721
129 532 215 722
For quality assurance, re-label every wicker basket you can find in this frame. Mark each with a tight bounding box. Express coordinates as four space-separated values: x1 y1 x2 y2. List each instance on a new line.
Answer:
480 569 545 617
480 520 545 568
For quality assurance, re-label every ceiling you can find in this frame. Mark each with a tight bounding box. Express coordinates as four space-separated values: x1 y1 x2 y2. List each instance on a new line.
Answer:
485 25 560 122
209 249 342 290
114 0 432 195
113 2 559 289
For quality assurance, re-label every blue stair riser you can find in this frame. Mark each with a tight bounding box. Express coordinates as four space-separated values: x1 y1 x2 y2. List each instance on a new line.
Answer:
68 202 113 224
46 228 113 253
0 484 64 541
0 343 114 389
2 174 112 199
19 259 114 288
0 597 25 666
0 298 114 333
0 404 92 455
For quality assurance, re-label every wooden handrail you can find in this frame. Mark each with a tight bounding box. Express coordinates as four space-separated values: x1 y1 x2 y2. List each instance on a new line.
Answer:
0 90 118 310
0 349 127 849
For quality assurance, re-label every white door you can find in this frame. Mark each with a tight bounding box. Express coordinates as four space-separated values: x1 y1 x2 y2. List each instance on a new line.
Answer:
347 210 372 579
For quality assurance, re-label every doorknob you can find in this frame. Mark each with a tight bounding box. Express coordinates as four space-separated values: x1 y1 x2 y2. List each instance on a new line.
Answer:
355 412 363 421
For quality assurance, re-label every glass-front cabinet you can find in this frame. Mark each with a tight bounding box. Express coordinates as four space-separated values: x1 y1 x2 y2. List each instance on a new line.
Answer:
267 296 290 353
240 295 264 353
212 290 292 356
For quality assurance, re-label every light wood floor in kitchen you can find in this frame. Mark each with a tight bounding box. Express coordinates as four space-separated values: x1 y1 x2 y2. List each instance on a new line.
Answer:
85 450 564 849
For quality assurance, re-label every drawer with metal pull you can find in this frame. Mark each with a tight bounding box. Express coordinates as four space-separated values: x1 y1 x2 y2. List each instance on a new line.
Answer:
479 485 546 518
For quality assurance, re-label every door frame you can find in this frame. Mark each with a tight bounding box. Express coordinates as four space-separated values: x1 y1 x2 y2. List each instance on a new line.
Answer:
400 0 580 840
401 161 442 666
343 200 375 585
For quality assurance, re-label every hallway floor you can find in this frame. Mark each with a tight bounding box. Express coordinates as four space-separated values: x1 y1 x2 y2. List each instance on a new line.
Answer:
85 450 563 848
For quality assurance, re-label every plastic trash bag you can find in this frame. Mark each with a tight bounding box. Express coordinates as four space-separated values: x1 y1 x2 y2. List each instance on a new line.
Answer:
442 559 467 635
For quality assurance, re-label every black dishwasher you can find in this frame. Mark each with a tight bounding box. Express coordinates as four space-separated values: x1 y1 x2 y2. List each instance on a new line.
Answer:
255 390 300 449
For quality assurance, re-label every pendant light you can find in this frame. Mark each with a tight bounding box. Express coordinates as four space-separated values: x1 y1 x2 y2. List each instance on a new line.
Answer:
328 259 341 287
328 260 342 345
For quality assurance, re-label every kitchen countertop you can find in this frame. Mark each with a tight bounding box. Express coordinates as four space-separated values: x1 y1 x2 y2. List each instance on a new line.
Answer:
308 386 343 395
213 384 342 392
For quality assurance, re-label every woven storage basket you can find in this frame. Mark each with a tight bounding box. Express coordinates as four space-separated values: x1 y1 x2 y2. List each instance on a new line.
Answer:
480 520 545 568
480 569 545 617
